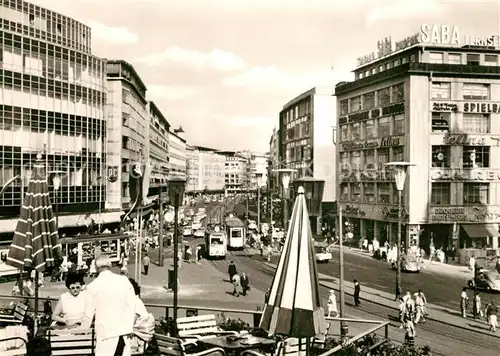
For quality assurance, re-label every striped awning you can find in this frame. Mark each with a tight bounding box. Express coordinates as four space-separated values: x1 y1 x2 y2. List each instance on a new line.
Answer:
259 186 326 338
6 155 62 272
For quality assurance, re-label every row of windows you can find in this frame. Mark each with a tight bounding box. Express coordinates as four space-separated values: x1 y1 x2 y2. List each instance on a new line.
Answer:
431 146 491 168
0 185 105 206
431 82 490 100
340 83 405 115
431 183 489 205
286 144 312 163
428 52 499 66
431 112 490 134
283 99 311 124
341 147 404 171
339 182 398 204
356 54 417 80
340 114 404 142
284 117 311 141
0 154 104 174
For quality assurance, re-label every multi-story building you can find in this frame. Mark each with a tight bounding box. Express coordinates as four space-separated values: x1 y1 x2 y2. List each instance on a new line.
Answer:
221 152 247 195
185 146 225 193
278 87 337 233
0 0 112 239
106 59 150 210
335 24 500 253
249 151 269 188
268 128 280 191
147 101 170 194
167 130 187 180
185 145 199 193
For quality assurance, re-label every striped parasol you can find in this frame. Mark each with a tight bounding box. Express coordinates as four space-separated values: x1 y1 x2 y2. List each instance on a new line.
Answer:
260 186 326 338
6 154 62 272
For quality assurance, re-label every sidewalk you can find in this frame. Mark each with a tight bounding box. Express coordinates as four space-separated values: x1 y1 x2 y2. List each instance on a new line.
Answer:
263 262 499 339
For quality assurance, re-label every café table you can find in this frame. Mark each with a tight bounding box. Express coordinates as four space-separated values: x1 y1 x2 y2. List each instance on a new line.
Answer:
198 335 276 355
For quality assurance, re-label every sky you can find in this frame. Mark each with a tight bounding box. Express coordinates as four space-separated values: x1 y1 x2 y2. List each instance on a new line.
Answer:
28 0 500 152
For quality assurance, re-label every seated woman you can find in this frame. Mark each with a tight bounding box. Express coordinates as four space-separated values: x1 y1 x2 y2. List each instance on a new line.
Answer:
52 273 87 326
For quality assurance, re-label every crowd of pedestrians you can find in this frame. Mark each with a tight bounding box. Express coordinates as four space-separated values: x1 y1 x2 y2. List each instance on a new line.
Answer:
398 290 428 346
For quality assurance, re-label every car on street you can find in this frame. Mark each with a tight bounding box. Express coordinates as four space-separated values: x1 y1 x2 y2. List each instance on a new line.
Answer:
192 221 202 230
194 228 205 238
183 228 192 237
391 254 422 273
468 269 500 292
315 246 332 263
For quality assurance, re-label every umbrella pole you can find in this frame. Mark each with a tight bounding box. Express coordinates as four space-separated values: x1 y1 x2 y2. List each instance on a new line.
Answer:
34 270 39 336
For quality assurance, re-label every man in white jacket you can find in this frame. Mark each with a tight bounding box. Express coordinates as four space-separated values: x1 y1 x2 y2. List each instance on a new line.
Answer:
84 255 136 356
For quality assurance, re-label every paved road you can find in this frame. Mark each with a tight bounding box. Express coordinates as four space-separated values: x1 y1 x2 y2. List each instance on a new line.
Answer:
209 251 499 356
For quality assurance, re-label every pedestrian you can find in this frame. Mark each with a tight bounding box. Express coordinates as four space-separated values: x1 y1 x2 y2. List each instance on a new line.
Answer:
142 254 150 276
353 280 361 307
474 292 483 319
327 290 339 318
469 255 476 273
414 289 427 323
194 246 201 265
486 299 498 332
89 258 97 278
185 246 192 263
228 261 237 282
240 272 250 296
398 297 406 329
460 287 469 318
404 292 415 321
264 289 270 304
232 273 241 297
403 311 416 346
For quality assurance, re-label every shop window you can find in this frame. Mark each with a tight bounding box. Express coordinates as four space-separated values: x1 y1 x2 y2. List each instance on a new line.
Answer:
392 83 405 102
378 117 391 137
363 92 375 110
350 96 361 112
364 119 376 139
392 147 404 162
377 87 391 106
340 100 349 115
463 146 489 168
466 53 480 65
340 152 349 169
431 183 450 205
340 124 349 142
429 52 443 64
350 151 361 170
377 183 391 203
351 122 361 140
363 183 376 202
340 183 349 201
431 112 450 132
464 183 489 204
463 113 490 134
448 53 462 64
364 149 375 166
431 82 451 99
393 114 405 135
431 146 450 167
463 83 490 100
350 183 361 202
484 54 498 66
377 149 389 170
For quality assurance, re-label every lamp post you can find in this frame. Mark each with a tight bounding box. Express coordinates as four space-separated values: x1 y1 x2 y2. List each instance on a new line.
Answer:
158 184 164 267
291 177 325 236
272 169 296 233
168 177 186 337
385 162 415 300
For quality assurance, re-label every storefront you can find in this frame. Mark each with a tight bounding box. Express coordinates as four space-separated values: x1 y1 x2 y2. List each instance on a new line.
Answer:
60 233 130 265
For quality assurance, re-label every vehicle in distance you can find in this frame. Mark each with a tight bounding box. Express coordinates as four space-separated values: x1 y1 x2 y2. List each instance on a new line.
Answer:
468 270 500 292
247 220 257 230
192 221 202 230
391 253 422 273
194 228 205 238
183 228 192 237
315 246 332 263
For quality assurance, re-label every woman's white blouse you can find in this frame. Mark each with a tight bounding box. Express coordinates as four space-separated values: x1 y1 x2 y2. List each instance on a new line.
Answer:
59 290 87 323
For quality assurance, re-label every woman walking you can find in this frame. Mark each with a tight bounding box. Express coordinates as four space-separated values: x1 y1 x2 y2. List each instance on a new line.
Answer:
460 287 469 318
327 290 339 318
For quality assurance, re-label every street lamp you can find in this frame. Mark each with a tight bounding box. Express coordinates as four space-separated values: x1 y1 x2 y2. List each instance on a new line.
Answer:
272 168 296 233
291 177 325 235
168 177 186 337
385 161 415 300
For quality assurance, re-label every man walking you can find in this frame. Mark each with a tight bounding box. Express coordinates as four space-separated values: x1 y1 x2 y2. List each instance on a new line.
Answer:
353 280 361 307
84 255 136 356
486 299 498 332
240 272 250 296
228 261 237 282
232 273 241 297
142 254 150 276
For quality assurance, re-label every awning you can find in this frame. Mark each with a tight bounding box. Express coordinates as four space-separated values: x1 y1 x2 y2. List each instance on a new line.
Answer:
461 224 499 238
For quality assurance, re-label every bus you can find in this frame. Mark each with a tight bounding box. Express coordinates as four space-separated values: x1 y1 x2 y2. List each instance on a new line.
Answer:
225 216 246 250
204 228 227 259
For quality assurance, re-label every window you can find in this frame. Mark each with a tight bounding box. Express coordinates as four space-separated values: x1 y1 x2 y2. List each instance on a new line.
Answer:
431 82 451 99
350 96 361 112
466 54 480 65
340 124 349 141
377 149 389 170
431 112 450 133
340 152 349 169
429 52 444 64
351 122 361 140
363 92 375 109
350 151 361 170
378 87 391 106
363 183 376 202
364 119 376 139
340 183 349 200
462 83 490 100
431 183 450 205
378 183 391 203
463 113 490 134
350 183 361 202
448 53 461 64
463 146 490 168
364 150 375 166
340 100 349 115
432 146 450 167
484 55 498 66
393 114 404 135
464 183 489 204
392 147 404 161
392 83 405 102
378 117 390 137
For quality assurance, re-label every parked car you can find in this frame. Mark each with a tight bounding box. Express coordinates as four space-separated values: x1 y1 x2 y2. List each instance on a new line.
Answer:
315 246 332 263
391 254 422 273
183 228 192 237
468 270 500 292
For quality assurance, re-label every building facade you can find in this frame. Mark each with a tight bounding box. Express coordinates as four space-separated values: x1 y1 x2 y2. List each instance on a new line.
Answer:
278 87 337 233
106 60 150 210
222 152 247 195
335 23 500 252
167 131 186 180
249 151 269 188
185 145 199 193
268 128 280 191
147 101 170 191
0 0 110 237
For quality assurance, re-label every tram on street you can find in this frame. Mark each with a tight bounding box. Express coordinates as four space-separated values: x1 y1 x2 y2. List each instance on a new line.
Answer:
204 227 227 259
225 216 246 250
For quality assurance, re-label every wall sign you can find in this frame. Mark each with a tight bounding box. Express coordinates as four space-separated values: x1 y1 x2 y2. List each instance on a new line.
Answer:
429 206 500 223
432 102 458 112
341 135 404 151
464 102 500 114
338 103 405 125
431 169 500 181
442 133 486 146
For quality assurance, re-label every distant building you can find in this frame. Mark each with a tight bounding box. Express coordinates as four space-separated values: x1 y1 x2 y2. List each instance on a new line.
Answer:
268 127 280 191
168 131 187 180
147 101 170 195
249 152 269 188
186 146 200 193
220 151 248 195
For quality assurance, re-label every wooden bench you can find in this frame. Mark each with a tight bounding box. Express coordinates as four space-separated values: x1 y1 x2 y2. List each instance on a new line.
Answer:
0 336 28 356
177 315 237 340
154 333 226 355
48 328 95 355
0 303 28 325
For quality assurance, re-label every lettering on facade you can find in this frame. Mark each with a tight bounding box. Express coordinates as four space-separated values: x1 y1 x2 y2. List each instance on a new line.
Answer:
430 207 467 222
339 104 404 124
341 135 403 151
349 110 370 122
107 166 118 183
432 102 458 112
464 102 500 114
357 52 376 67
420 24 461 45
377 37 392 58
430 206 500 223
395 33 420 51
382 103 405 116
442 133 486 146
339 116 348 125
431 170 500 181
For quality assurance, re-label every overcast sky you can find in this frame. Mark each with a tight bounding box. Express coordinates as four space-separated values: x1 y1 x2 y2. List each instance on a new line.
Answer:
29 0 500 151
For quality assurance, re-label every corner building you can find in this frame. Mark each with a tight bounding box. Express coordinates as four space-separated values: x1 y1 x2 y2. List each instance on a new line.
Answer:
336 24 500 255
0 0 107 237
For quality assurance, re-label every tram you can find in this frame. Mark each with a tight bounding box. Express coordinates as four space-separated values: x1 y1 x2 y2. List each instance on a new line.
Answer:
225 216 246 250
204 227 227 259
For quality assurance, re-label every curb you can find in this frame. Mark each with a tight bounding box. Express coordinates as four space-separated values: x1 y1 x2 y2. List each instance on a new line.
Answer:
263 262 499 339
